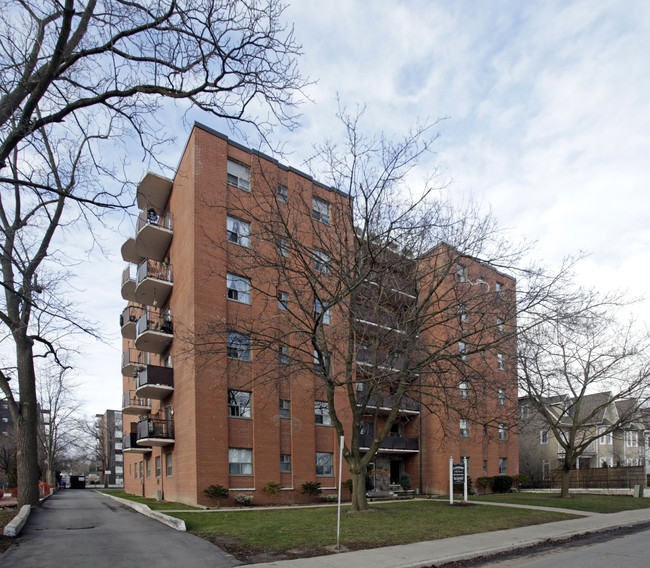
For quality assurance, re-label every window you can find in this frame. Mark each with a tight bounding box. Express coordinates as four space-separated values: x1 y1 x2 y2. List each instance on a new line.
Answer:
457 263 467 283
312 197 331 224
279 345 290 365
313 248 330 274
314 299 331 325
278 291 289 310
278 183 288 203
496 318 504 333
316 452 333 476
315 401 331 425
227 216 250 247
542 460 550 480
360 421 374 435
520 405 529 419
497 353 505 370
498 423 507 440
280 454 291 472
146 459 151 478
459 341 467 361
227 159 250 191
499 457 507 475
459 380 469 399
313 350 330 375
279 399 290 418
483 460 488 474
458 304 468 323
227 274 251 304
227 331 251 361
498 388 506 406
626 431 639 447
599 427 613 445
228 390 251 418
155 456 161 478
496 281 503 297
460 418 469 438
229 448 253 475
166 453 172 477
278 238 289 258
540 430 549 444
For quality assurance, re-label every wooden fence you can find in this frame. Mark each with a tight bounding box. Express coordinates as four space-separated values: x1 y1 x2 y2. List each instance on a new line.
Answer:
549 466 645 489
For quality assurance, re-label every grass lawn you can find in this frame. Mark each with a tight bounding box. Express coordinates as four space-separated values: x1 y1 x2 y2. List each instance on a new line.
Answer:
169 500 576 563
98 490 200 511
0 509 17 555
474 492 650 513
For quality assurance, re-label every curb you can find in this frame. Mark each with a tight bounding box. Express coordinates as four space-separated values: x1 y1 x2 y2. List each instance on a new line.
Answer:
3 505 31 537
100 493 186 531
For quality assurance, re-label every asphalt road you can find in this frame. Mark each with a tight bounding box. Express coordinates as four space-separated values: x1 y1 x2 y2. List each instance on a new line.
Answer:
462 524 650 568
1 490 242 568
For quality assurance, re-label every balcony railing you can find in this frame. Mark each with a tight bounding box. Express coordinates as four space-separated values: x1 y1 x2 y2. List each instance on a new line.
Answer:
136 418 175 446
121 264 137 300
121 348 147 377
134 309 173 354
135 209 174 262
359 433 419 452
122 432 151 453
354 304 408 334
122 391 151 415
120 305 143 340
356 385 420 414
135 364 174 399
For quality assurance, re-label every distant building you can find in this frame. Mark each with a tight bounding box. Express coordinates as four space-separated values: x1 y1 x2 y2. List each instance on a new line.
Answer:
95 410 123 487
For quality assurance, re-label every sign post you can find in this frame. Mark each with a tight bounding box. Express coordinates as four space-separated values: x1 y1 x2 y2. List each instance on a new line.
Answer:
449 456 454 505
463 456 468 502
336 435 344 549
451 461 465 505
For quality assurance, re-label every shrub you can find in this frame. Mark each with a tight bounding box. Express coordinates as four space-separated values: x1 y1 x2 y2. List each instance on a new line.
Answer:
476 476 495 495
512 474 531 489
203 483 229 506
492 475 513 493
342 479 353 494
365 474 374 491
399 473 412 491
321 494 338 502
262 481 283 502
233 493 253 505
301 481 322 497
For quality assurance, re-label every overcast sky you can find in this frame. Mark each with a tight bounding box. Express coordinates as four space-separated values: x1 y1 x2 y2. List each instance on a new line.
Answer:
74 0 650 416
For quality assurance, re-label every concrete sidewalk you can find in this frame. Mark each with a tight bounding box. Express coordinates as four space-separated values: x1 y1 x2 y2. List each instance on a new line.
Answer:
248 507 650 568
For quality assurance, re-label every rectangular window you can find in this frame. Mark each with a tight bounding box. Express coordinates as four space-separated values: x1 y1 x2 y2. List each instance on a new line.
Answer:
229 448 253 475
227 159 250 191
166 453 172 477
278 291 289 310
460 418 469 438
458 304 468 323
146 459 151 478
459 380 469 399
280 454 291 473
315 401 331 425
228 390 252 418
316 452 333 476
542 460 550 480
496 281 503 297
155 456 161 478
540 430 549 444
314 299 331 325
227 216 251 247
499 457 507 475
278 345 290 365
521 405 530 419
312 197 331 224
313 349 330 375
457 263 467 283
313 249 330 274
279 399 290 418
360 420 374 435
599 427 613 445
483 460 488 475
483 424 488 437
626 431 638 447
459 341 467 361
227 273 251 304
277 183 288 203
498 388 506 406
278 238 289 258
227 331 251 361
497 353 505 370
496 318 504 333
498 423 507 440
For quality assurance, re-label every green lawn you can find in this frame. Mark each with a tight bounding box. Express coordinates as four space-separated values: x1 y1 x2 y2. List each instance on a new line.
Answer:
474 492 650 513
98 490 200 511
169 501 576 562
0 509 17 554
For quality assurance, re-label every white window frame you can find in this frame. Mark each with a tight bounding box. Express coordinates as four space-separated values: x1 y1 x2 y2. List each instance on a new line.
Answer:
459 341 467 361
626 430 639 447
277 183 288 203
498 423 507 440
227 159 250 191
278 290 289 310
228 448 253 475
278 238 289 258
498 388 506 406
227 216 251 247
497 353 505 370
457 263 467 283
458 303 468 323
540 429 549 444
521 405 529 419
313 248 330 274
166 453 172 477
542 459 550 480
499 457 507 475
227 331 251 361
280 454 291 472
316 452 334 476
314 299 331 325
312 197 331 224
599 427 613 445
460 418 469 438
228 389 252 418
315 400 331 425
459 380 469 399
278 345 290 365
496 318 504 333
279 399 290 418
227 273 251 304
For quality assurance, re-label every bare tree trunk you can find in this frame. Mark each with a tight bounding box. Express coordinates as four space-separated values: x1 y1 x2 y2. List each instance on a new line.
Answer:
349 469 369 512
560 466 571 498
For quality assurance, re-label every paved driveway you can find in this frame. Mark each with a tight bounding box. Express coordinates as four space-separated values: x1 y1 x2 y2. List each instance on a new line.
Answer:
2 490 241 568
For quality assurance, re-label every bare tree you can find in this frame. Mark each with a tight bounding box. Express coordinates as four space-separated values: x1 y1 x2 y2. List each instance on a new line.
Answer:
189 108 562 512
0 0 304 507
518 290 650 497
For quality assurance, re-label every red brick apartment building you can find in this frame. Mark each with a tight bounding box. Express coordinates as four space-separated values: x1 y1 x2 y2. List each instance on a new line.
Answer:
119 123 519 505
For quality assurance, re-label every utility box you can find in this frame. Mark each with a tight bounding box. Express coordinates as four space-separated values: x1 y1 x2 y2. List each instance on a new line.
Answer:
633 485 644 498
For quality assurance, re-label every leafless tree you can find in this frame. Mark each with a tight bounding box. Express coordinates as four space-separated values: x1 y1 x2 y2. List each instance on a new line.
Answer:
190 107 565 512
0 0 305 507
518 290 650 497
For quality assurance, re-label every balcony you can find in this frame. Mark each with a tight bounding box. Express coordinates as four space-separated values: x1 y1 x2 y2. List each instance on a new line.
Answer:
121 237 143 264
359 433 419 453
135 309 173 354
121 264 137 301
354 304 408 335
133 209 173 262
356 386 420 415
135 364 174 399
122 432 151 454
122 391 151 415
120 305 143 340
136 172 173 211
137 418 175 447
121 348 147 377
132 259 173 307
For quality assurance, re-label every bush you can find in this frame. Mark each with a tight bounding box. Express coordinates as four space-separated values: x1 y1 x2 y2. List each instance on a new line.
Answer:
476 477 495 495
512 474 531 489
399 473 412 491
301 481 322 497
492 475 513 493
365 474 374 491
203 483 229 505
262 481 282 503
233 493 253 505
453 476 473 494
342 479 353 494
321 494 338 502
